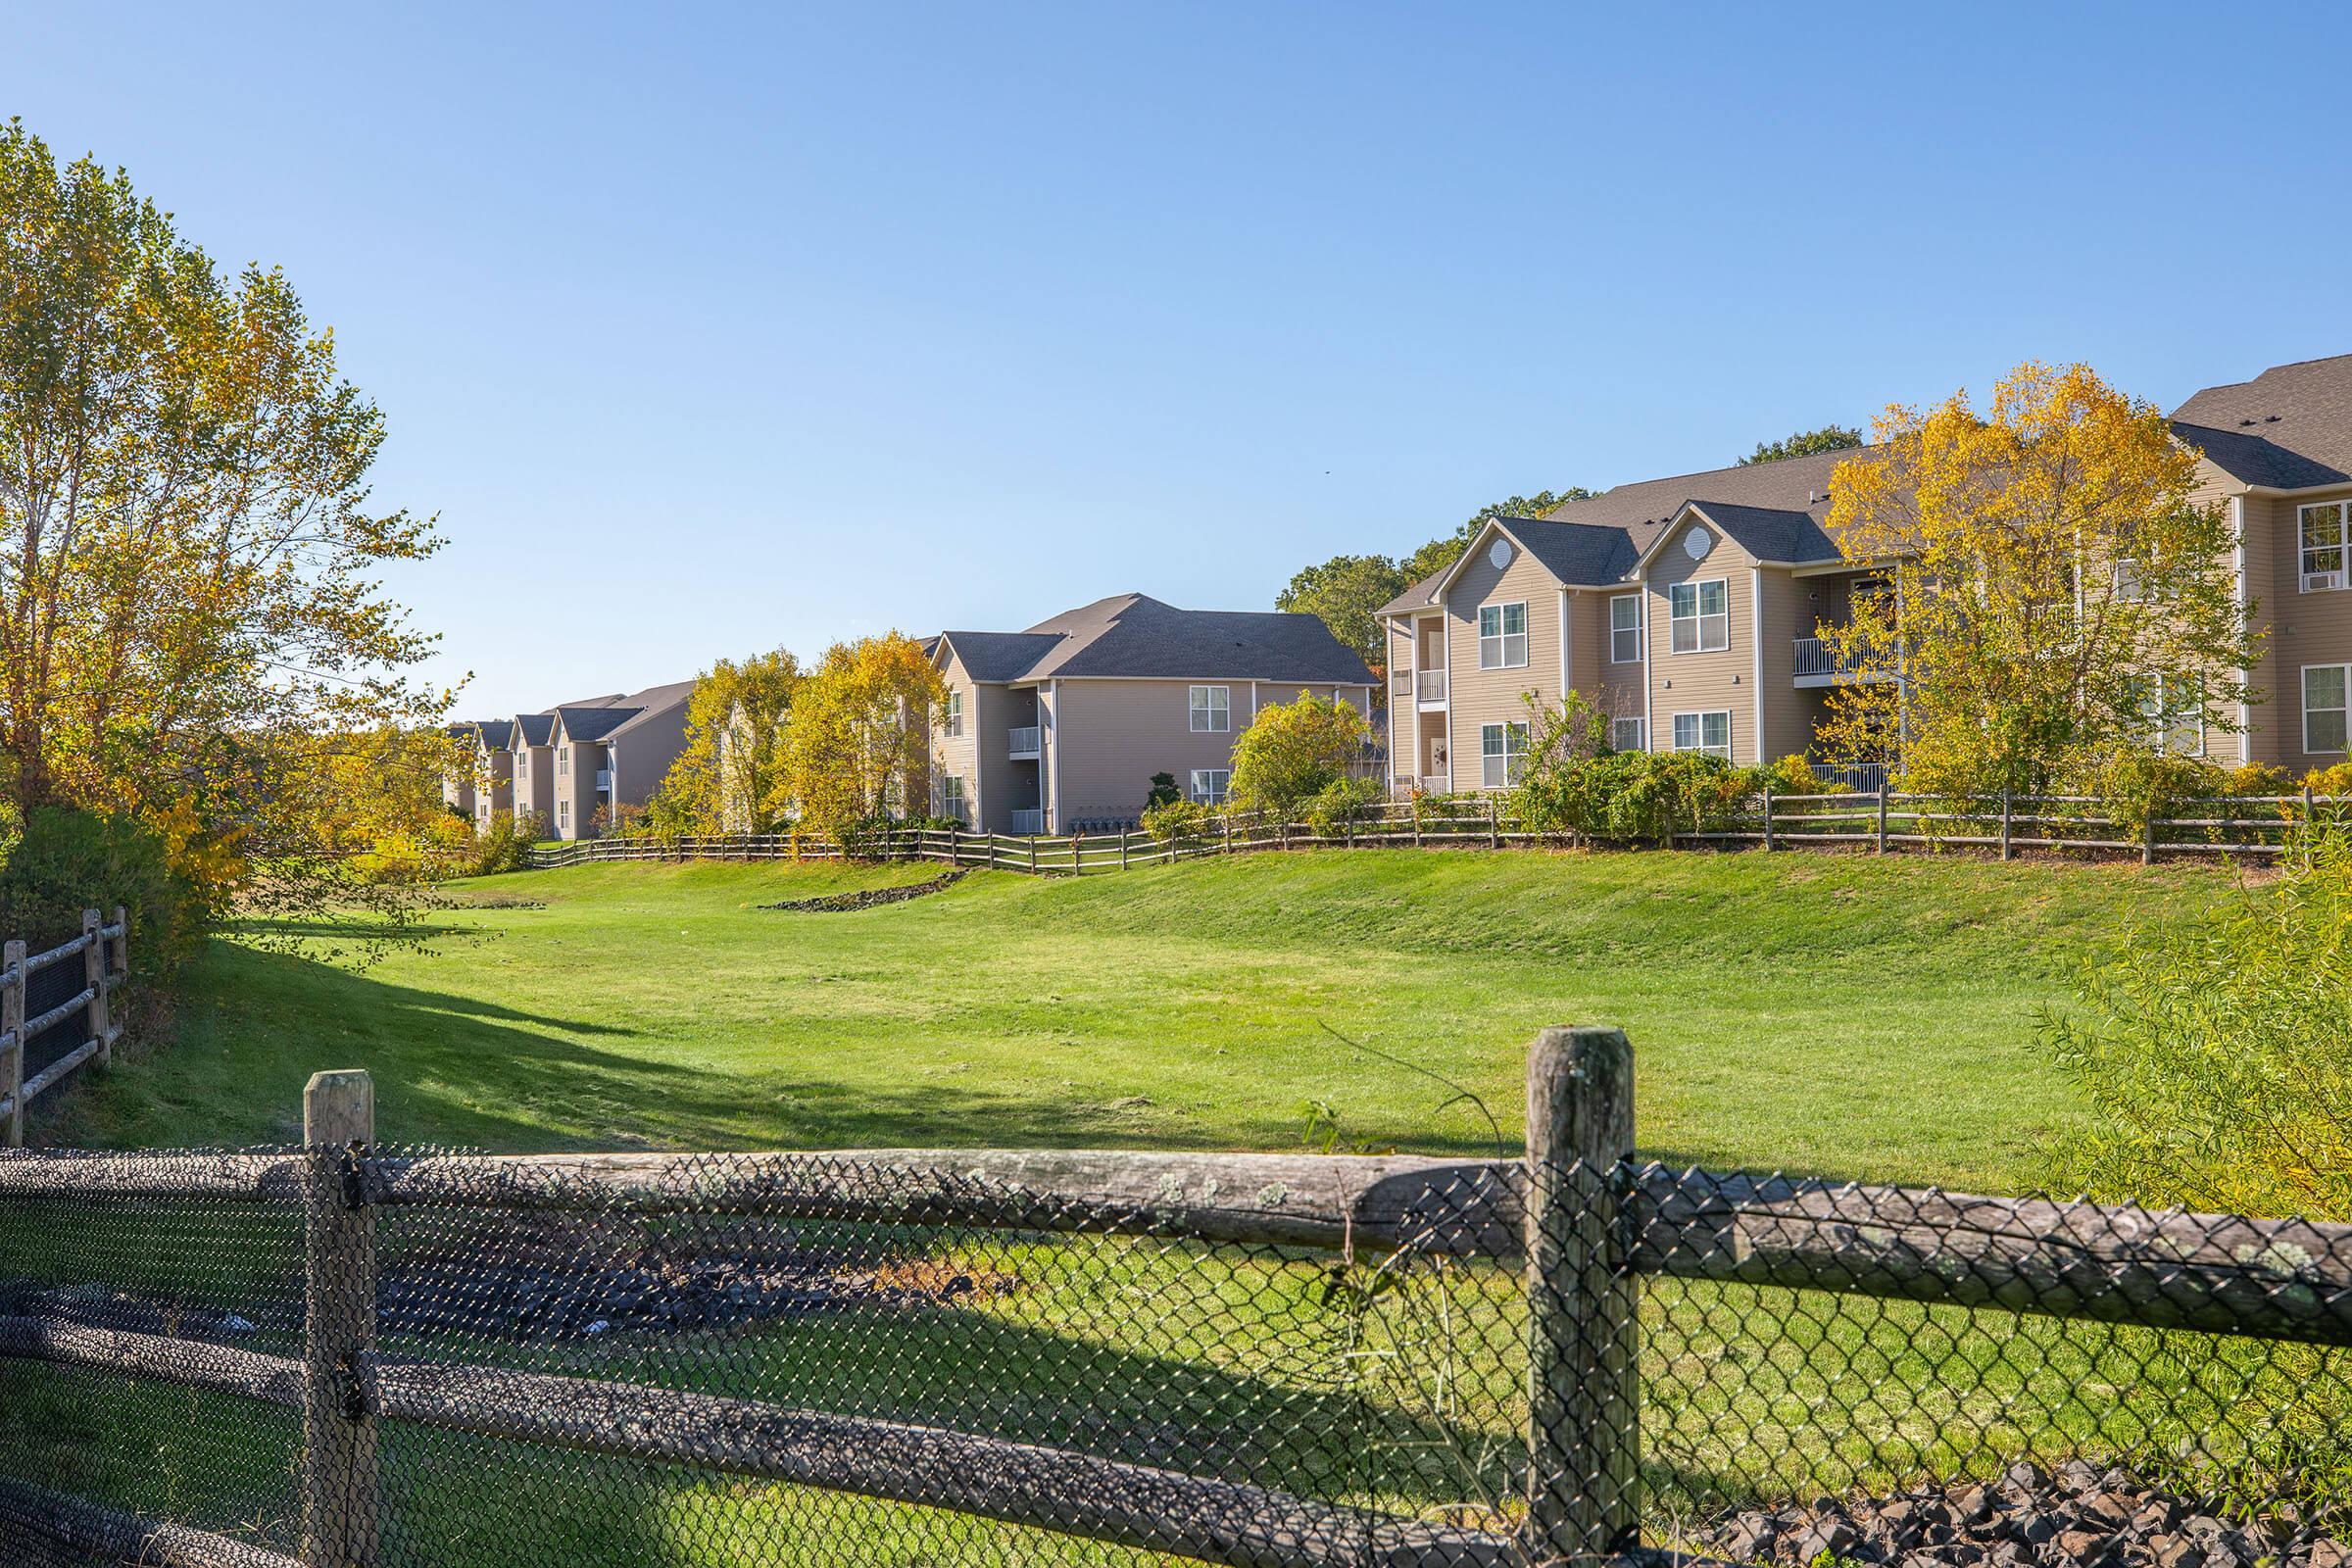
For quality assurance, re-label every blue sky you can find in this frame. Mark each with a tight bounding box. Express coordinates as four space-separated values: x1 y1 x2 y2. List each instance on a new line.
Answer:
7 2 2349 717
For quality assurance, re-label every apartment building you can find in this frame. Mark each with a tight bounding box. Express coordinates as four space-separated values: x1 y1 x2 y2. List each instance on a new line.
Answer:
444 683 697 839
1379 352 2352 793
445 719 516 827
930 593 1376 834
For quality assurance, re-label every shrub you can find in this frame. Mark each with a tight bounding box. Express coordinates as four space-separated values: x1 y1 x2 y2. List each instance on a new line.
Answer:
2305 761 2352 799
0 808 201 982
1141 798 1214 847
2079 751 2231 835
2042 823 2352 1219
1229 694 1370 820
431 810 543 878
1515 740 1759 845
1761 754 1820 796
1146 772 1182 808
1303 776 1382 838
2224 761 2295 798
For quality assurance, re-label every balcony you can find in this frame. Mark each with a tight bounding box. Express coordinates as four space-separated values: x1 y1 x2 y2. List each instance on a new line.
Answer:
1009 808 1045 835
1792 635 1893 687
1008 726 1041 760
1415 669 1446 707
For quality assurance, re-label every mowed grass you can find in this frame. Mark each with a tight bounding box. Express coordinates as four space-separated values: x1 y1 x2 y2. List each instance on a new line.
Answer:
55 847 2237 1189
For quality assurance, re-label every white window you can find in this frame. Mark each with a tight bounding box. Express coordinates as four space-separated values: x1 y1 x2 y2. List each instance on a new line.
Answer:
1189 768 1231 804
1189 685 1230 732
1672 710 1732 760
2131 674 2203 756
2113 559 2144 603
1480 721 1529 787
2306 664 2351 756
1670 579 1730 654
938 774 967 821
558 746 569 776
1610 716 1645 753
2302 502 2349 593
556 800 570 827
942 691 963 739
1609 594 1643 663
1478 602 1529 669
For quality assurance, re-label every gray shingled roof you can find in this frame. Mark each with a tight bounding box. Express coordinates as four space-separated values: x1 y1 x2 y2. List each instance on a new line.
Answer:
514 712 557 747
466 719 514 752
938 595 1373 685
2172 354 2352 490
608 680 698 742
556 705 641 743
1680 501 1839 565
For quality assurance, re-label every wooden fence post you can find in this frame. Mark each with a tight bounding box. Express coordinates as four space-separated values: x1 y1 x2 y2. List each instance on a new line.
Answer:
1119 830 1130 871
1070 830 1083 876
303 1069 379 1568
1488 793 1499 851
1 940 21 1149
2141 811 2157 867
1223 814 1233 857
1524 1026 1640 1563
1875 783 1888 855
1999 790 2013 862
1028 836 1040 875
82 909 109 1069
1760 786 1775 852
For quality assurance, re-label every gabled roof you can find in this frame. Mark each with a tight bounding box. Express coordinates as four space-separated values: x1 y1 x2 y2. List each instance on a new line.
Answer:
554 705 641 744
514 712 558 747
1626 500 1838 571
607 680 698 743
469 718 514 752
936 594 1373 686
2171 353 2352 490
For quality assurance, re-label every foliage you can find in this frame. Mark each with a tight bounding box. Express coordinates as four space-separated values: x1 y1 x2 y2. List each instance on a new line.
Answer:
0 123 457 942
2305 762 2352 798
0 808 199 980
2225 762 2295 798
1738 424 1864 466
2080 753 2232 835
1140 797 1213 845
1761 754 1821 795
1146 771 1182 808
772 633 945 844
1302 776 1382 837
1819 362 2262 797
426 810 543 879
1276 555 1407 680
1397 488 1596 585
1228 694 1370 820
642 650 803 835
1512 693 1759 843
2044 825 2352 1220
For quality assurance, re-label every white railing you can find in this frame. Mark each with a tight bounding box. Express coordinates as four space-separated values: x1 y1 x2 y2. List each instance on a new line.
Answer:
1008 726 1042 759
1009 808 1045 835
1415 669 1446 705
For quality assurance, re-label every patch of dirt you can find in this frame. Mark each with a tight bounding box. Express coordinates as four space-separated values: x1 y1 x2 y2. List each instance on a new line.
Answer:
759 870 966 912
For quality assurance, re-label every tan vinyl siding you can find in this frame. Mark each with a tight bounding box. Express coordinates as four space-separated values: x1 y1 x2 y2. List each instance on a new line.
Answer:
512 745 554 831
1444 540 1565 789
472 752 514 827
931 650 984 826
1753 568 1814 762
1647 518 1759 764
1580 590 1646 742
1045 678 1369 826
2267 484 2352 768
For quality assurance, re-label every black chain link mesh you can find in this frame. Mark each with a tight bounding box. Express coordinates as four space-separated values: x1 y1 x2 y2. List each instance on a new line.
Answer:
0 1146 2345 1566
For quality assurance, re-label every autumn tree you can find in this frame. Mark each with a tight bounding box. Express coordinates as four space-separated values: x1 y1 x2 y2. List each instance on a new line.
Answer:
0 122 456 936
771 632 945 842
642 649 803 834
1228 693 1370 818
1276 555 1405 682
1739 424 1863 465
1818 362 2261 795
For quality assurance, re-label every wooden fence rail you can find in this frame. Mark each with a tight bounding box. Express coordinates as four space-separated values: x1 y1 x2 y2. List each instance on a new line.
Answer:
2 1033 2347 1567
521 791 2352 876
0 906 127 1147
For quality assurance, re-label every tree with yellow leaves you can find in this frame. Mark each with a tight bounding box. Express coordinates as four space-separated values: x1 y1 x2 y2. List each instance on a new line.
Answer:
771 633 945 843
1818 362 2261 795
0 123 459 944
641 650 804 835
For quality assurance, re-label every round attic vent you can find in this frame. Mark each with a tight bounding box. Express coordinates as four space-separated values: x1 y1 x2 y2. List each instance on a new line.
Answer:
1490 538 1513 569
1684 527 1711 561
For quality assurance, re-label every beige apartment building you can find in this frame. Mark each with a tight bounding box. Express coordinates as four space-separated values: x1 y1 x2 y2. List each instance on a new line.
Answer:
929 594 1376 835
451 681 697 839
1380 352 2352 794
445 719 516 827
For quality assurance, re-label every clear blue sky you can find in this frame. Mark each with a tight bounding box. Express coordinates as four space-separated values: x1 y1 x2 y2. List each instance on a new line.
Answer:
8 3 2349 717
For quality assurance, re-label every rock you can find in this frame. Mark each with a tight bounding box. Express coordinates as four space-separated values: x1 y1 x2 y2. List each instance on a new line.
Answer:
1794 1516 1859 1562
2054 1529 2108 1561
2151 1534 2205 1568
1722 1512 1778 1561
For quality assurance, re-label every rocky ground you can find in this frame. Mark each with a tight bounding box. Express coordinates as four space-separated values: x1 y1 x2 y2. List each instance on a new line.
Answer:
1693 1461 2347 1568
760 869 966 911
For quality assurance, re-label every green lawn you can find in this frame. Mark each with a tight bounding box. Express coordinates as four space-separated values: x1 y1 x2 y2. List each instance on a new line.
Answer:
55 847 2237 1189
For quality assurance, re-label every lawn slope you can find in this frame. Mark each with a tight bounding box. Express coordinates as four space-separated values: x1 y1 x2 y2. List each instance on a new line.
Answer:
54 850 2231 1189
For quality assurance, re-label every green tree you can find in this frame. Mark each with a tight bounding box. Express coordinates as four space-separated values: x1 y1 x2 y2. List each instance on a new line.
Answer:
1398 489 1595 584
1738 424 1864 465
0 121 453 942
1276 555 1406 679
1228 693 1370 819
639 650 803 835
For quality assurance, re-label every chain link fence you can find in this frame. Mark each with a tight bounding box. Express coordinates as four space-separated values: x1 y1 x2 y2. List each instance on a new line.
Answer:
0 1028 2345 1567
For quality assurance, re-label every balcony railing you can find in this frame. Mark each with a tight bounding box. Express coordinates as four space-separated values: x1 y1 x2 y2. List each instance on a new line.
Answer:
1793 635 1891 682
1008 726 1042 760
1416 669 1446 705
1009 808 1045 835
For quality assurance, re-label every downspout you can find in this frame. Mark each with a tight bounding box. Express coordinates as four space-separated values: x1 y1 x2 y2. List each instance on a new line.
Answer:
1750 566 1765 766
1441 606 1455 793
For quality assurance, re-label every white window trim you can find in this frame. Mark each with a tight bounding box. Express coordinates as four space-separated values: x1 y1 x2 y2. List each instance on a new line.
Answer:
1479 720 1528 788
2304 662 2352 757
2300 501 2350 594
558 746 569 775
2133 673 2205 757
1188 685 1231 733
1668 578 1731 655
1608 593 1643 664
1671 710 1733 760
1189 768 1231 804
1610 716 1646 753
942 691 964 739
1478 601 1530 670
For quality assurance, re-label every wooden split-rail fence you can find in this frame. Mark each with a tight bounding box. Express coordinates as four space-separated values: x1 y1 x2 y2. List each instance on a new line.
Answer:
0 906 127 1147
522 789 2352 875
0 1028 2345 1567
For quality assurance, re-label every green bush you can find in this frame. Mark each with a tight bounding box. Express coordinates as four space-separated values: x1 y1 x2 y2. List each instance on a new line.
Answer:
1141 798 1214 846
1145 771 1182 808
430 810 544 878
1515 745 1759 846
0 808 201 981
1302 776 1381 838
